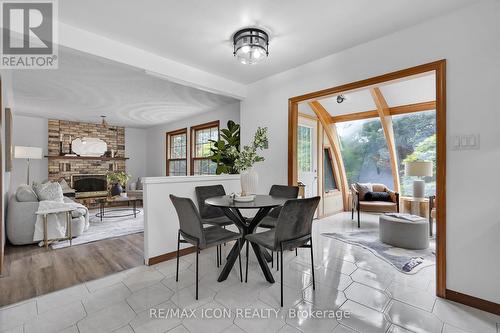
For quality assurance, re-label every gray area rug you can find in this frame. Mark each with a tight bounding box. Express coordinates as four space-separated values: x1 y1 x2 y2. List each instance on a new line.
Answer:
51 208 144 249
322 230 435 274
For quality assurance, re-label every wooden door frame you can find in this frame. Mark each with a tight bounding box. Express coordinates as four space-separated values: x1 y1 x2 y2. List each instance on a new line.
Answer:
288 60 447 298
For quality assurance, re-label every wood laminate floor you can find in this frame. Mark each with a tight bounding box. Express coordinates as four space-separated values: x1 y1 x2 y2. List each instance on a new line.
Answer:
0 233 144 307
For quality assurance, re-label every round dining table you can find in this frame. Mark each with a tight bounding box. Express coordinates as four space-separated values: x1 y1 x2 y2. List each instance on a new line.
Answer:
205 195 288 283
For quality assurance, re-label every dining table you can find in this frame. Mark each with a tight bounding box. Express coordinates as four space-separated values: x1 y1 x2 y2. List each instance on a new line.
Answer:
205 194 288 283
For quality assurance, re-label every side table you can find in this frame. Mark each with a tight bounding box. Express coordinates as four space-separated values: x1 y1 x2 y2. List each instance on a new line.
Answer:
401 197 429 218
35 207 74 249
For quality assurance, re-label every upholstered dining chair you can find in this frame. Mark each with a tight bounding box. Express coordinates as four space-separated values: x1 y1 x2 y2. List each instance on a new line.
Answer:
245 196 320 307
195 185 234 267
257 184 300 268
170 195 243 300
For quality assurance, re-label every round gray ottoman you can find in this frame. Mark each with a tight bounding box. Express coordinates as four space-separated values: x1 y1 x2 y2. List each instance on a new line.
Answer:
379 214 429 250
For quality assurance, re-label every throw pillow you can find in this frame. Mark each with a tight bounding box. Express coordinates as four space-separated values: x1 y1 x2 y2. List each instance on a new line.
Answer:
33 182 64 202
15 184 38 202
354 182 373 200
58 178 71 191
364 191 391 202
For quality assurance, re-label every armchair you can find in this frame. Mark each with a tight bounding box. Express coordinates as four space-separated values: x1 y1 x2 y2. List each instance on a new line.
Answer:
351 183 399 228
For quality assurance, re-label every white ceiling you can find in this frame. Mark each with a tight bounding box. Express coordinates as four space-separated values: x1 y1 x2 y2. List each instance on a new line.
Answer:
298 73 435 116
59 0 477 84
11 47 238 128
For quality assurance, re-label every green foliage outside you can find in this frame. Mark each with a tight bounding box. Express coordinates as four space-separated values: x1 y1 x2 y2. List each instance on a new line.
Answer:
339 111 436 196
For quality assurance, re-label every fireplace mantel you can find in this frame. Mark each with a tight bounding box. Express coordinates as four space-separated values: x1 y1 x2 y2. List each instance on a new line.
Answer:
45 155 129 161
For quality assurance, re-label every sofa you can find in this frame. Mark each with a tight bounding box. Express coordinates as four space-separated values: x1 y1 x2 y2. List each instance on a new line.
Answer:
6 185 89 245
351 183 399 228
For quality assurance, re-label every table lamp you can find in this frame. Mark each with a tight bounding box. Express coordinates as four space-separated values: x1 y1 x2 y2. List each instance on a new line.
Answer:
14 146 43 185
404 160 433 198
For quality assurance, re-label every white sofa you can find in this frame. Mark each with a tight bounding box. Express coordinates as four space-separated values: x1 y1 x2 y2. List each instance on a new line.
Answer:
6 190 89 245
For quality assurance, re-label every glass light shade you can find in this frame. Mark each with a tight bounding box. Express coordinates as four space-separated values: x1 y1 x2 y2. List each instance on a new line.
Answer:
233 28 269 65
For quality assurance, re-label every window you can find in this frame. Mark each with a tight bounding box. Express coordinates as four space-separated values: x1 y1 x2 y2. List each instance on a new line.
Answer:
298 125 313 172
166 129 187 176
323 148 337 192
336 118 393 187
191 121 219 175
393 110 436 196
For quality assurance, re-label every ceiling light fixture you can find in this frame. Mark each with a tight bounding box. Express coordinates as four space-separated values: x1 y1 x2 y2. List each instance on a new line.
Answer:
233 27 269 65
336 94 347 103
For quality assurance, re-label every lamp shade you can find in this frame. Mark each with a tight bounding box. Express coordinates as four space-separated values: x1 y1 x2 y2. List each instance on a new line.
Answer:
14 146 43 159
404 161 433 177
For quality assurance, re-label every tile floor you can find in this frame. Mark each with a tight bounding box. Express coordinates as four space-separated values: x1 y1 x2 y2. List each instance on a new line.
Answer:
1 212 499 333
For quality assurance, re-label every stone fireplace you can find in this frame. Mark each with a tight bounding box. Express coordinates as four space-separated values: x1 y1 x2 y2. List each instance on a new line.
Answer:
47 119 126 183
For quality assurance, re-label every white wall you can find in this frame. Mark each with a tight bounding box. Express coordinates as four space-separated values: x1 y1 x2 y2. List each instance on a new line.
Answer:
125 127 147 185
10 115 48 189
146 102 241 177
241 0 500 303
143 174 240 260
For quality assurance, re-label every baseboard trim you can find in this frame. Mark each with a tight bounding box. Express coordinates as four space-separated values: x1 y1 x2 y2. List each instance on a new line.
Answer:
446 289 500 315
147 246 196 266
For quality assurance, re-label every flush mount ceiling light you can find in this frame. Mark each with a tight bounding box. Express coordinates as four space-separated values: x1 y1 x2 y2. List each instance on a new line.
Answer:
233 27 269 65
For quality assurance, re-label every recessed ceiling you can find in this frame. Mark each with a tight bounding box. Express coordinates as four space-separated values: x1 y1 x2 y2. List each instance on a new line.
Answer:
11 47 239 128
59 0 478 84
298 73 435 116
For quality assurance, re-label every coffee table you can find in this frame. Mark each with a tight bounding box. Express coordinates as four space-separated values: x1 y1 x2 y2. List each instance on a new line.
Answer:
95 196 140 221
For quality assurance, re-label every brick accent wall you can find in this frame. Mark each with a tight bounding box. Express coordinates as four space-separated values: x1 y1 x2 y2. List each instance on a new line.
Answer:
47 119 126 182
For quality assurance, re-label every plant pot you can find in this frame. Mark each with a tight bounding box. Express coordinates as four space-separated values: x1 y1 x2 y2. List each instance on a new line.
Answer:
240 167 258 196
110 183 123 196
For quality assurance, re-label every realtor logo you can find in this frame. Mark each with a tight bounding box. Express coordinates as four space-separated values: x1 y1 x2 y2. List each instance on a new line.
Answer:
1 0 58 69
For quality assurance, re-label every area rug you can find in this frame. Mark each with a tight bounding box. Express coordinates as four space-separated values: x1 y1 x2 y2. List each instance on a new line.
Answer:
51 208 144 249
321 230 435 274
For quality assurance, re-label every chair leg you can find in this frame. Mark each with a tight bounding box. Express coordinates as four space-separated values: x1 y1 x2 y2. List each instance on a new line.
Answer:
276 251 279 271
271 251 274 268
238 240 243 283
176 230 180 282
280 245 284 307
351 207 354 220
245 240 249 283
216 245 220 267
357 207 360 228
295 248 298 256
195 245 199 300
310 238 315 290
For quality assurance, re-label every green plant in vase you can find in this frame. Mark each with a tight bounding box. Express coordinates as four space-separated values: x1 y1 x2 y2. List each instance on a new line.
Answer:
234 127 268 196
107 171 131 196
209 120 240 174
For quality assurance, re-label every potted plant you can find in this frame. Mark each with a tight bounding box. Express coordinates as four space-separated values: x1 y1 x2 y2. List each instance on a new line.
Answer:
234 127 268 195
107 171 131 196
209 120 240 174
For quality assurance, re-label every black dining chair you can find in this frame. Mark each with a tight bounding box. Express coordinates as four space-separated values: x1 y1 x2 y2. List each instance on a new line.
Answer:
170 195 243 300
195 185 234 267
245 196 320 307
257 185 299 268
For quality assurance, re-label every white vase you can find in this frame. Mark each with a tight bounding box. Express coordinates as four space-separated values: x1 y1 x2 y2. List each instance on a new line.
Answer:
240 167 258 196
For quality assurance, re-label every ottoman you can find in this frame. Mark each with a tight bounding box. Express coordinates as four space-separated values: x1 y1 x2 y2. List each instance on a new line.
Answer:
379 214 429 250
